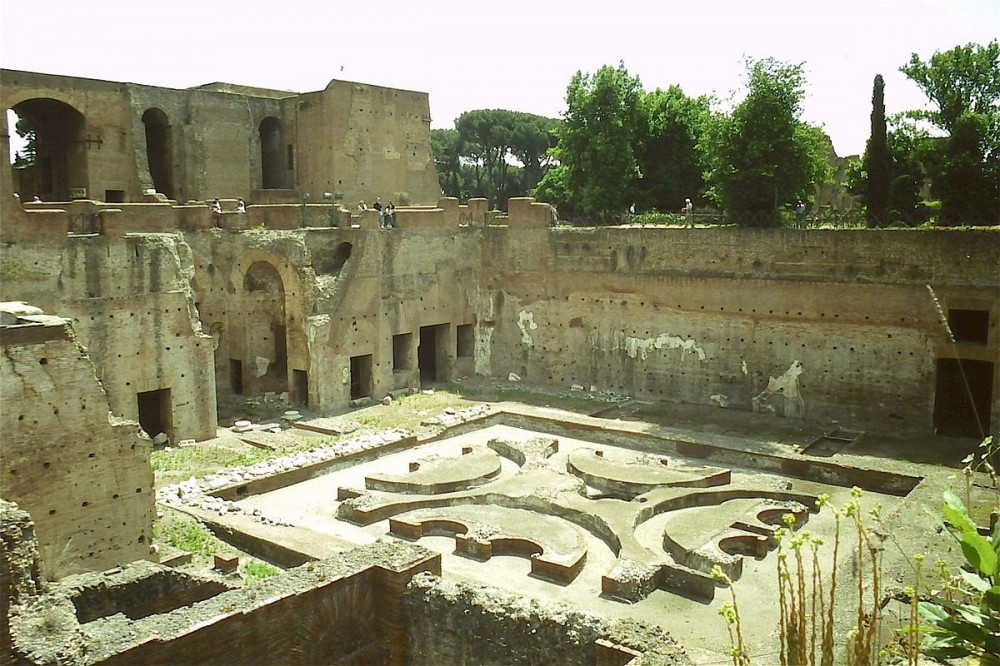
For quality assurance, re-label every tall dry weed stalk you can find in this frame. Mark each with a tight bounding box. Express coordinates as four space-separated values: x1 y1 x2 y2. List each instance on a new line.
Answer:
718 488 896 665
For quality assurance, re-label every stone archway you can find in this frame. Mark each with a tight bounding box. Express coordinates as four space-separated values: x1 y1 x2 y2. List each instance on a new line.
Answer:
240 260 289 395
9 98 87 201
142 108 175 199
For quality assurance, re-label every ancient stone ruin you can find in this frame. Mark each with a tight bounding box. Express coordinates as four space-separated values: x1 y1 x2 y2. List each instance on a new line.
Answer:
1 69 997 665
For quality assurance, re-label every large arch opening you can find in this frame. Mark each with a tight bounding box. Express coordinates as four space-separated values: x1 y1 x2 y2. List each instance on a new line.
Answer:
241 261 289 395
259 116 285 189
142 108 175 199
8 99 86 201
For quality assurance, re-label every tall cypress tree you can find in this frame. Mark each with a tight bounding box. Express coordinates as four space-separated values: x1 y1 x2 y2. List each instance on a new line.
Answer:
867 75 891 227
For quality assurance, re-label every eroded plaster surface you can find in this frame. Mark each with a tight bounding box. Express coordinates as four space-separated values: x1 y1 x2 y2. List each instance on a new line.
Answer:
621 332 707 362
517 310 538 346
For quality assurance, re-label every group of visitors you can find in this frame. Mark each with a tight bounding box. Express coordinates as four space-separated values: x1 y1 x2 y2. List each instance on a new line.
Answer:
210 197 247 226
371 198 396 229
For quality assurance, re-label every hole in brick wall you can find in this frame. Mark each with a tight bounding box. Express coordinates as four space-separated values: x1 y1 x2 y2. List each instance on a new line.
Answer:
49 509 56 515
39 358 48 365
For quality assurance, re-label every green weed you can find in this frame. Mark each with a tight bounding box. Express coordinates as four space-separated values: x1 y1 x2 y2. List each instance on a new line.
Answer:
154 514 228 557
242 560 279 586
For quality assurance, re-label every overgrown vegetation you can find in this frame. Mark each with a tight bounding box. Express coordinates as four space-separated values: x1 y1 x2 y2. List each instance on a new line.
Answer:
715 459 999 665
431 41 997 229
154 512 280 587
241 560 279 586
154 513 229 558
918 490 999 662
851 41 999 227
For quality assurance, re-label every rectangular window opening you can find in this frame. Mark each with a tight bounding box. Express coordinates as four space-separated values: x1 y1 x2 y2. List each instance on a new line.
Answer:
947 309 990 344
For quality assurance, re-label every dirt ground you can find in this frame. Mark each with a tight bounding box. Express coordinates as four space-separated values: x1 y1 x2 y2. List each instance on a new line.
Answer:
156 380 997 664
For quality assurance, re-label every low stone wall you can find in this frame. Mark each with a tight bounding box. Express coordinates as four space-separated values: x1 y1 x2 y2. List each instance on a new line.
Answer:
9 542 441 666
403 573 691 666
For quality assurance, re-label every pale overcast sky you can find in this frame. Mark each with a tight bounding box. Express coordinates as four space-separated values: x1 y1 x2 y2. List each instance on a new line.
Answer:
1 0 997 157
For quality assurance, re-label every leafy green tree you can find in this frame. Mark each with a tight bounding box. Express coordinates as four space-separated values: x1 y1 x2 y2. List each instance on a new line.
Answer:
509 114 559 196
432 110 561 209
901 41 1000 226
634 85 711 213
431 128 464 198
701 58 830 226
12 112 36 167
886 123 934 225
867 75 891 228
934 112 999 226
900 41 1000 134
848 119 939 227
455 109 514 206
541 62 643 222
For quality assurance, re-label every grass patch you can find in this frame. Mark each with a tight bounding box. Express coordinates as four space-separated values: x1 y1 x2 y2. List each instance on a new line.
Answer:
152 443 273 474
242 560 279 586
154 513 230 558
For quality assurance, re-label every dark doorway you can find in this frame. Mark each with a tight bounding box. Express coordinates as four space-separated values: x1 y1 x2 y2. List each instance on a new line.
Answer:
142 108 175 199
933 359 994 439
350 355 373 400
230 359 244 394
260 117 284 189
418 324 449 384
293 369 309 407
137 388 172 441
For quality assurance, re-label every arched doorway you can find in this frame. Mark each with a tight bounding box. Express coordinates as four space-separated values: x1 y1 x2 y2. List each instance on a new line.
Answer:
259 116 285 189
240 261 289 395
142 108 175 199
9 98 87 201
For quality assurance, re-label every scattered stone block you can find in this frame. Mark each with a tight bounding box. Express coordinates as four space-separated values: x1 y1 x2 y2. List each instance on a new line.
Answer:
214 553 239 574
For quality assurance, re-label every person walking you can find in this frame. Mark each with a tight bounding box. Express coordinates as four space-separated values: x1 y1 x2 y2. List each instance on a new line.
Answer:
683 198 693 228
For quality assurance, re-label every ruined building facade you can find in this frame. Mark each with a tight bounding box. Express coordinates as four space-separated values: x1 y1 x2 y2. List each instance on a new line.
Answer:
1 70 999 590
3 69 440 206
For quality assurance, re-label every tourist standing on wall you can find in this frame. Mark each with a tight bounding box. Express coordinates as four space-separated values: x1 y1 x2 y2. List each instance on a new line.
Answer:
211 198 222 226
684 198 693 227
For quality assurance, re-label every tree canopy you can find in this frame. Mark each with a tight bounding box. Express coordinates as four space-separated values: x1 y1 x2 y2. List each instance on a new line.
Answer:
535 63 708 222
849 41 999 227
701 58 830 226
432 109 559 209
538 62 643 221
433 42 999 227
633 85 711 214
900 40 1000 134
